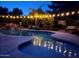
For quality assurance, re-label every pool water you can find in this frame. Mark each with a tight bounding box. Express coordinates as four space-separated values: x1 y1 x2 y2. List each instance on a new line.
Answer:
0 29 79 58
18 38 79 58
0 29 52 36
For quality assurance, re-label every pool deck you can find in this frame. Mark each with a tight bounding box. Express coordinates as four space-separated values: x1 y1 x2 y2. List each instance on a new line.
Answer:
0 30 79 58
52 31 79 46
0 34 33 58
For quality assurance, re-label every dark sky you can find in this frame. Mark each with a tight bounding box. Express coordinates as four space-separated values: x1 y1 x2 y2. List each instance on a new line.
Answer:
0 1 51 15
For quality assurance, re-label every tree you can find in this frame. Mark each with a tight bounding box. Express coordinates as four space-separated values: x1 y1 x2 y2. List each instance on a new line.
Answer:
11 8 23 16
47 1 79 30
2 7 9 15
8 11 12 15
0 6 9 15
0 6 9 23
0 6 24 24
0 6 3 15
47 1 79 13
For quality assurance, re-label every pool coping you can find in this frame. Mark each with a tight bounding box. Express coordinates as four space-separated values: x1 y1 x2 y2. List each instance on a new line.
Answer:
19 29 79 46
0 34 33 58
0 29 79 46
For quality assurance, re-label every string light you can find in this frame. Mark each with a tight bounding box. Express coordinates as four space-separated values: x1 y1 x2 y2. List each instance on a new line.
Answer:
44 15 48 18
52 14 55 17
13 16 15 19
77 11 79 14
23 16 26 18
16 16 19 19
27 16 30 18
20 16 23 18
57 14 60 17
0 11 79 19
39 15 42 18
71 11 75 15
35 15 38 18
49 15 52 17
2 15 5 18
30 15 33 18
6 16 9 18
66 12 70 16
61 13 64 16
10 16 13 18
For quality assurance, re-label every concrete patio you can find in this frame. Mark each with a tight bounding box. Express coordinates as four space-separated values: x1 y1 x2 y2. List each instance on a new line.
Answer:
52 31 79 46
0 34 33 58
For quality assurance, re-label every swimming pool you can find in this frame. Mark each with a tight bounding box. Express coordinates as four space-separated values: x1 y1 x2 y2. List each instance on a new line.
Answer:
0 29 79 58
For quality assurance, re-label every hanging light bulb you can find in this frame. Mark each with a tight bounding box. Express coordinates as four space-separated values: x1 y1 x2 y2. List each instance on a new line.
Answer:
16 16 19 19
52 14 55 17
39 15 42 18
71 11 75 15
20 16 22 18
61 13 64 16
23 16 26 18
2 15 5 18
13 16 15 19
10 16 13 18
27 16 30 18
57 14 60 17
49 15 52 17
30 15 33 18
6 16 9 18
66 12 70 16
77 11 79 14
44 14 48 18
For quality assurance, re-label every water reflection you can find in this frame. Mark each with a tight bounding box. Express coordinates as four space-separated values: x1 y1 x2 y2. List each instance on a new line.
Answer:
32 36 79 57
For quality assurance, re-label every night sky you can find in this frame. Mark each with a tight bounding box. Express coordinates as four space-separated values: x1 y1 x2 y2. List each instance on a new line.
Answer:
0 1 51 15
